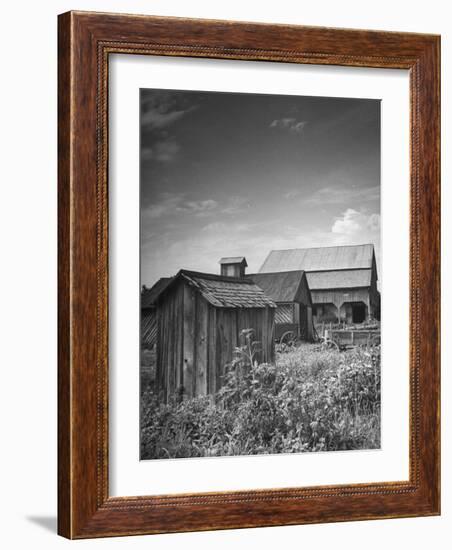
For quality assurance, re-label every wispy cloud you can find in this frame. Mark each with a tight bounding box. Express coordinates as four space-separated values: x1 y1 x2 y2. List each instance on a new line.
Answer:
141 109 191 130
142 208 381 285
141 91 198 164
177 200 218 217
141 140 180 163
221 196 250 215
202 221 256 233
201 222 227 233
141 91 197 131
269 117 307 134
283 189 301 199
144 192 184 219
304 185 380 205
144 193 219 219
145 195 252 224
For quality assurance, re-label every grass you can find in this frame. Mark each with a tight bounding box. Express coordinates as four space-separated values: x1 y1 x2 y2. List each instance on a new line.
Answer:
140 342 381 460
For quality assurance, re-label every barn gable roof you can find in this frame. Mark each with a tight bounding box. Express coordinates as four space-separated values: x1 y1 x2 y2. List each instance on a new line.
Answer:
141 277 173 308
247 271 311 305
161 269 276 309
260 244 375 273
307 269 372 290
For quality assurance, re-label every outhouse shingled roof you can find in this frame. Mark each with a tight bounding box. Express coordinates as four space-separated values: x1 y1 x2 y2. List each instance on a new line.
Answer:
177 270 276 308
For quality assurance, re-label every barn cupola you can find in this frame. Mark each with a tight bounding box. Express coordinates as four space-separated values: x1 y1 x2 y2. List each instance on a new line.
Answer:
219 257 248 278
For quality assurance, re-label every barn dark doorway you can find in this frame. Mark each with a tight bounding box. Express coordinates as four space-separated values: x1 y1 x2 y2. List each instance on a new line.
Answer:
352 303 366 323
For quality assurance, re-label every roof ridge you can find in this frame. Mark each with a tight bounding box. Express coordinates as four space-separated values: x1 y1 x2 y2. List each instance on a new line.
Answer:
247 269 305 276
179 269 255 284
307 267 372 273
267 243 374 253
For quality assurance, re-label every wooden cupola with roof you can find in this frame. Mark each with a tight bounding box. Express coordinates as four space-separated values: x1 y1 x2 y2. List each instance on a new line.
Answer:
219 256 248 278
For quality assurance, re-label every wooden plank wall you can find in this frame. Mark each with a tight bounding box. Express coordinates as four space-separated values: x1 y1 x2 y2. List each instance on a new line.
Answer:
157 285 275 402
298 304 306 340
207 306 217 395
195 296 208 396
182 283 194 400
299 303 314 341
295 273 313 306
306 306 313 340
311 288 370 310
213 307 275 391
156 281 185 402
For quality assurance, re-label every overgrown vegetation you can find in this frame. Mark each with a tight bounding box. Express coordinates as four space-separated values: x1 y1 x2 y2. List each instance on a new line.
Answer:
140 332 381 459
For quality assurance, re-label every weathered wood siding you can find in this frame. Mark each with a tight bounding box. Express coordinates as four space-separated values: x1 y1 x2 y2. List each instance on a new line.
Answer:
156 280 275 402
195 295 208 396
141 308 157 348
310 258 379 323
275 303 294 324
156 278 185 402
213 307 275 394
369 265 380 319
294 273 312 306
273 301 313 342
306 306 313 339
311 287 370 309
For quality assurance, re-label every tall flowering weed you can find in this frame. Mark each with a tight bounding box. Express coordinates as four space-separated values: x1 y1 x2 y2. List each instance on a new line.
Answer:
141 343 380 459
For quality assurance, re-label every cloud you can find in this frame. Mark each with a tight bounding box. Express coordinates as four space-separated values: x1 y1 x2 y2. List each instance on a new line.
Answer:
304 185 380 205
141 108 190 130
141 91 197 131
269 117 307 134
141 208 381 287
221 196 250 215
140 91 198 164
142 220 285 282
330 209 381 281
366 213 381 231
141 140 180 163
144 192 184 219
177 199 218 217
283 189 301 199
332 209 362 234
202 221 255 233
144 194 219 219
332 208 380 236
202 222 227 233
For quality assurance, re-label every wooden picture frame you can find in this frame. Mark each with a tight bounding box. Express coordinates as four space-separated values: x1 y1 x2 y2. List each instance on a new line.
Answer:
58 11 440 539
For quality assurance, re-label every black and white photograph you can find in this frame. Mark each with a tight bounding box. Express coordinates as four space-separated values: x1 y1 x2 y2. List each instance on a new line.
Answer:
140 88 381 460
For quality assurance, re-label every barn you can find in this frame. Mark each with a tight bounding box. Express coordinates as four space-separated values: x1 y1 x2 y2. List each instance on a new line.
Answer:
154 267 276 403
259 243 380 325
247 271 313 341
141 277 172 349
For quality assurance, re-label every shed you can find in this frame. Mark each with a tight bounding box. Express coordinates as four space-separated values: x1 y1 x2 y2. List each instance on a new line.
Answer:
259 244 380 324
155 269 276 402
141 277 172 349
247 271 313 341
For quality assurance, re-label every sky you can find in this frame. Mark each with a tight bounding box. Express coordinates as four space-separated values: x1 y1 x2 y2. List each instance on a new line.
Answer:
140 89 381 287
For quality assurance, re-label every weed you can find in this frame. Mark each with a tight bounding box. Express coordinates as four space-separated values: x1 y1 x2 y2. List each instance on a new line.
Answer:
140 342 381 459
